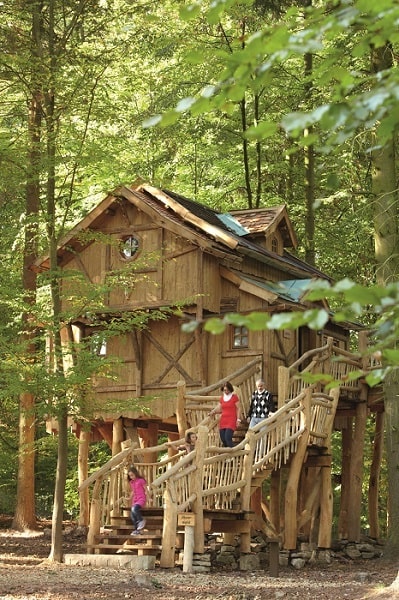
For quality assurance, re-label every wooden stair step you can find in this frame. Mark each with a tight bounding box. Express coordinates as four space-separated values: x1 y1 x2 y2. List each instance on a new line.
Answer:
87 543 162 554
98 534 162 543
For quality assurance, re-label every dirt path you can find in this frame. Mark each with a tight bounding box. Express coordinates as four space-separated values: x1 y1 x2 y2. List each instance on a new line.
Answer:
0 522 398 599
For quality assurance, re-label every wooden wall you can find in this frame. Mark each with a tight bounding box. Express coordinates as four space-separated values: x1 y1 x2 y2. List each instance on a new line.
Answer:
57 197 350 427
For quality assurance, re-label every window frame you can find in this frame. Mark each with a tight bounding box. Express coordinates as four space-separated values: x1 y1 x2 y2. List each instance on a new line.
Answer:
231 325 249 349
120 234 140 260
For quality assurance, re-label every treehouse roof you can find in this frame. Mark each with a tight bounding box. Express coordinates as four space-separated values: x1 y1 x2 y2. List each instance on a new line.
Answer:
32 182 330 285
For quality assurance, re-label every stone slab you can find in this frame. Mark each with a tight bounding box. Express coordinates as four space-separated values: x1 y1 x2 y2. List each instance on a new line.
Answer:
63 553 156 570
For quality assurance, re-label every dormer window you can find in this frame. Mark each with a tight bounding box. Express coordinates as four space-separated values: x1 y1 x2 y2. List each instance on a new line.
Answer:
120 235 139 259
271 236 278 253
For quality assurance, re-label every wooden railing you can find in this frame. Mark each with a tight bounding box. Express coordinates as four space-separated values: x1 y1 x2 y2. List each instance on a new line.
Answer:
177 357 262 437
79 440 188 549
278 337 364 405
79 343 357 560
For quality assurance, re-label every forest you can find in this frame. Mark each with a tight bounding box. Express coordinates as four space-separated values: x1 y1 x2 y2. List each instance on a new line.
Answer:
0 0 399 579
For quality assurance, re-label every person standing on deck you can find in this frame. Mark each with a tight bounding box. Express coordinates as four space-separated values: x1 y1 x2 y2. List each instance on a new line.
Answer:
247 378 275 429
209 381 241 447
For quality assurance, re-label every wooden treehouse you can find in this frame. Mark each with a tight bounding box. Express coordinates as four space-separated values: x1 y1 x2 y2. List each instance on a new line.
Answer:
33 182 383 567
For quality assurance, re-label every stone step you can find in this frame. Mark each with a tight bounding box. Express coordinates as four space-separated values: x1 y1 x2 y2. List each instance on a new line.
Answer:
64 553 156 569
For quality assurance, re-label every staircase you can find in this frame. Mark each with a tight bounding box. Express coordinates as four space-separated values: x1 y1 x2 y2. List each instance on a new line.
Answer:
79 337 377 568
87 508 164 559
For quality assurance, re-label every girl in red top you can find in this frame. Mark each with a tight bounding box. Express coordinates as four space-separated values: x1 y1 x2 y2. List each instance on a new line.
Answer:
209 381 241 447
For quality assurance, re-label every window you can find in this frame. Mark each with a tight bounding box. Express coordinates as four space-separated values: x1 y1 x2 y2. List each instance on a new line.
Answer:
271 236 278 253
232 325 249 349
120 235 139 259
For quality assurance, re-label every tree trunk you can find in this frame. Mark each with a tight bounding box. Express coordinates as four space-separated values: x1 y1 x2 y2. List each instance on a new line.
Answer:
371 42 399 558
12 1 43 531
46 0 68 562
384 373 399 558
304 51 315 266
48 407 68 562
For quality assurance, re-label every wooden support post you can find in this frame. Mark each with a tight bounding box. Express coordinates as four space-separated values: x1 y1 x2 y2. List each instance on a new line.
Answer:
250 487 262 523
140 422 159 463
160 487 178 568
240 430 256 553
318 466 333 548
318 386 339 547
368 411 384 539
178 513 196 573
269 469 281 536
338 420 352 539
283 389 311 550
112 418 124 456
278 365 290 408
87 477 103 554
78 429 90 527
268 538 280 577
192 425 207 553
183 526 195 573
176 380 188 438
347 401 367 542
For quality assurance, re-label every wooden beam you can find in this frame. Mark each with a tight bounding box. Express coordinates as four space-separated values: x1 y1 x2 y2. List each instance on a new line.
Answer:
368 411 384 539
284 388 311 550
78 429 90 527
347 402 367 542
337 421 352 539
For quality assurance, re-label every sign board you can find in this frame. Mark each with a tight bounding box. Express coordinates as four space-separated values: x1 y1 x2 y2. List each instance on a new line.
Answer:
178 513 196 527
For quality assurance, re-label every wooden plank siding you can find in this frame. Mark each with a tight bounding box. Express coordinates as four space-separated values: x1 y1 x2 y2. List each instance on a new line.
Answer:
38 184 357 434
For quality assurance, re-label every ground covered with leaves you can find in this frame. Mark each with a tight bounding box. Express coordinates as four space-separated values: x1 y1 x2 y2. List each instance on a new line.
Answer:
0 517 398 600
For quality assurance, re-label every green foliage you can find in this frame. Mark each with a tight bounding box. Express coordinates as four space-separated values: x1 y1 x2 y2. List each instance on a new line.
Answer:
176 0 399 146
0 425 112 518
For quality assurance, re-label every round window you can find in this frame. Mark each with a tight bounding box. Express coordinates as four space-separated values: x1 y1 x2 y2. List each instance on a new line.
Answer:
120 235 139 259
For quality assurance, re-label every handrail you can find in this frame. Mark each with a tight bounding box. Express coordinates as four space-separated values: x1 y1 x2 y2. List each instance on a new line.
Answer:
81 341 362 557
279 337 365 404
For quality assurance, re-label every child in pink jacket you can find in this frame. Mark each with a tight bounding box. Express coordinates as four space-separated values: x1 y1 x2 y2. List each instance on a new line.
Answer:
128 466 147 535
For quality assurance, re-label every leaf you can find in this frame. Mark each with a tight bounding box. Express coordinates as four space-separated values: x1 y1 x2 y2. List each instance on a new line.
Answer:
245 121 278 141
204 318 227 335
179 3 201 21
281 105 329 135
142 114 162 129
365 369 386 387
158 110 179 127
267 312 308 330
305 308 329 330
176 97 196 112
383 349 399 365
326 173 340 190
184 50 204 65
181 320 199 333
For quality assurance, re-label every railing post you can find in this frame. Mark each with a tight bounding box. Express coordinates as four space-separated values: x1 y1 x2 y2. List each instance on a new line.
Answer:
160 485 178 568
278 365 290 408
283 389 311 550
241 431 256 513
240 431 256 553
176 380 188 438
192 425 207 553
87 477 103 553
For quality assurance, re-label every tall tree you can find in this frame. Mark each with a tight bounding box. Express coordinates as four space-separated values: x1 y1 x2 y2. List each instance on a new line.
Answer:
11 0 43 531
371 42 399 558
